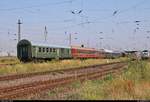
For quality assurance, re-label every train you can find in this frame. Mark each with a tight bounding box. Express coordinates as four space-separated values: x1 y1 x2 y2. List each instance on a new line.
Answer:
104 49 123 59
141 50 150 59
17 39 123 62
124 50 150 60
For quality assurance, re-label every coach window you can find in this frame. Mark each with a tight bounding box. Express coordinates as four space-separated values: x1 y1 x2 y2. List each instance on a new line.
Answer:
50 48 52 52
39 48 41 52
46 48 49 53
43 48 45 52
61 48 64 53
53 48 56 52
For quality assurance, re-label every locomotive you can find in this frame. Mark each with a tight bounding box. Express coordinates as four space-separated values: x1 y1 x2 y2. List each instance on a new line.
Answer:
17 39 106 62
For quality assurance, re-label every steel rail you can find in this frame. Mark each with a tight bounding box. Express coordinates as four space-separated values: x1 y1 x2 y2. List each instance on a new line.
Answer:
0 61 127 81
0 63 126 99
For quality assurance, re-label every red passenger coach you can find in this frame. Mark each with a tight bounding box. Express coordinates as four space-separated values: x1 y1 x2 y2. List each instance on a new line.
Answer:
71 46 104 59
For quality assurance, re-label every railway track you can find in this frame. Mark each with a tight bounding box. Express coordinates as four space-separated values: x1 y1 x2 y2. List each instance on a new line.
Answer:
0 61 126 81
0 61 128 99
0 63 17 68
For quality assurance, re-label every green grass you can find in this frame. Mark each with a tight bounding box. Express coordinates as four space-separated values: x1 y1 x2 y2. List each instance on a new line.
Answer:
0 57 128 75
46 60 150 100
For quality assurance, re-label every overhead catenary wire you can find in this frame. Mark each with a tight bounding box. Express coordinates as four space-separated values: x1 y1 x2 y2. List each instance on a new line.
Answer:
0 0 148 27
78 0 149 24
114 0 148 16
3 0 148 31
0 0 73 12
0 0 150 51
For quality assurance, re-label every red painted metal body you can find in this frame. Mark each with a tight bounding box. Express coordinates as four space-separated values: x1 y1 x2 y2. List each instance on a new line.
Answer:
71 46 105 59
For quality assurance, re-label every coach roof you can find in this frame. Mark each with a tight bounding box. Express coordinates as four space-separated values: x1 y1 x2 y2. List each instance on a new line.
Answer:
18 39 71 49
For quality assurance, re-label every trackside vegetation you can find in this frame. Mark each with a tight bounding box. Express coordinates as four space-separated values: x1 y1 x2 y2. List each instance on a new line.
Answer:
0 57 128 75
45 60 150 100
0 57 20 64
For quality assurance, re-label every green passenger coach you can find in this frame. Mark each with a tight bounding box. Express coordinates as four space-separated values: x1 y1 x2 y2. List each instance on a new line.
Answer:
17 39 72 61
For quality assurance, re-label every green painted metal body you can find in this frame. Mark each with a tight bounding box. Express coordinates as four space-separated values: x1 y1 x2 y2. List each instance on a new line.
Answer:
17 39 72 61
31 45 72 59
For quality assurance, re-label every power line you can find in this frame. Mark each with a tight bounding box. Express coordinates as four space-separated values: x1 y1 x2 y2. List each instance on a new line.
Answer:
76 0 149 24
116 0 148 15
0 0 73 12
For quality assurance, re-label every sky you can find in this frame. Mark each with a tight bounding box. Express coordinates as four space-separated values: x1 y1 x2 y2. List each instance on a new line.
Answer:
0 0 150 56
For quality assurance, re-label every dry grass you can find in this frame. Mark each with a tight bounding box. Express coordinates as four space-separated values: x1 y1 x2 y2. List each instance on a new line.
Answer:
0 57 20 64
68 60 150 100
43 60 150 100
0 57 128 75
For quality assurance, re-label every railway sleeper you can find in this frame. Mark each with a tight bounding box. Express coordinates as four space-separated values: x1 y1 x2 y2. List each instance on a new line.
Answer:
0 64 126 99
0 64 126 94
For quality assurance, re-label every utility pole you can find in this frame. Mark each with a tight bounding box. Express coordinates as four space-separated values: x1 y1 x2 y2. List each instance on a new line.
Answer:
87 39 90 48
44 26 48 42
69 33 72 46
146 36 150 50
68 32 77 47
99 37 103 50
17 19 22 42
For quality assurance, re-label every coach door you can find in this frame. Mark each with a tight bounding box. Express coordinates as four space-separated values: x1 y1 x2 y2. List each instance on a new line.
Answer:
20 45 29 60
